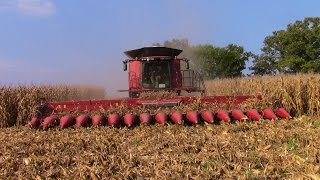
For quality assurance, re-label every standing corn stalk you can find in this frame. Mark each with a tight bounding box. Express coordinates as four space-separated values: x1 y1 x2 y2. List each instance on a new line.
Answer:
0 84 106 127
0 87 18 127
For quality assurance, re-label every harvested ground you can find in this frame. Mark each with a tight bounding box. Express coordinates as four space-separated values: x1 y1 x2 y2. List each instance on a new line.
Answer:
1 117 320 179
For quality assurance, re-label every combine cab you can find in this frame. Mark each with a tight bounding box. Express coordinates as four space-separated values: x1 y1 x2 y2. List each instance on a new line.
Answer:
29 47 291 129
120 46 205 98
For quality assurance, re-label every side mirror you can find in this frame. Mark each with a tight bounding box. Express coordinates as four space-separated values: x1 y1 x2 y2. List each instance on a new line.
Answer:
123 61 127 71
185 60 190 69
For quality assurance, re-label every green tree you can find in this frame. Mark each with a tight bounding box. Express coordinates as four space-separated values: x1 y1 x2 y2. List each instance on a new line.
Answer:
191 44 250 79
250 55 277 75
251 17 320 74
154 38 250 79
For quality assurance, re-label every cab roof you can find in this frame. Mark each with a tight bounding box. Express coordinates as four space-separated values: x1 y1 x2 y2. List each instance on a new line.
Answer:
124 46 183 59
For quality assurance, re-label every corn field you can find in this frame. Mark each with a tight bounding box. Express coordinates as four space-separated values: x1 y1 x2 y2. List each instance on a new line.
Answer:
206 73 320 117
0 84 106 127
0 74 320 179
1 74 320 127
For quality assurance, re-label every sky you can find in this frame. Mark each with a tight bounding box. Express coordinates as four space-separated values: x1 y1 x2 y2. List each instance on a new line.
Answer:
0 0 320 96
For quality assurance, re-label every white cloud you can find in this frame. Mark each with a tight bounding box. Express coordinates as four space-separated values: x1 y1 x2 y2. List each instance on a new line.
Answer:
0 0 55 16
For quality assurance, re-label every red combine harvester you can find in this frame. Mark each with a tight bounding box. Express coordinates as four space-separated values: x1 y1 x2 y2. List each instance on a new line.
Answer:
120 46 205 98
29 47 291 130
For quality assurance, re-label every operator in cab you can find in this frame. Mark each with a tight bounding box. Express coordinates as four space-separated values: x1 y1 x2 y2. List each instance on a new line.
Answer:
150 65 162 88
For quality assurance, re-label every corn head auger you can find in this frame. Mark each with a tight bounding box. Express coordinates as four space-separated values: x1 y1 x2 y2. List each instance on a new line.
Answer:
28 47 291 130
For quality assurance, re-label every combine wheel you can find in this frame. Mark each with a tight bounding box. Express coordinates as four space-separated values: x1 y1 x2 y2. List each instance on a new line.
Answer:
92 115 106 127
124 113 136 127
275 108 291 119
231 109 246 121
246 109 262 121
76 114 90 128
43 115 59 130
216 110 231 123
155 112 167 125
108 113 121 127
139 113 152 125
200 111 214 123
186 111 199 124
262 108 278 120
170 111 183 124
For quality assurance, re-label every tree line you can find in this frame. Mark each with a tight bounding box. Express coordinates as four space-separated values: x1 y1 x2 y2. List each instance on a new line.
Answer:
155 17 320 79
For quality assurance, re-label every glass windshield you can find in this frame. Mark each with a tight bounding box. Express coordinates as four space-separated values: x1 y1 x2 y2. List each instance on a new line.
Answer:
142 61 170 89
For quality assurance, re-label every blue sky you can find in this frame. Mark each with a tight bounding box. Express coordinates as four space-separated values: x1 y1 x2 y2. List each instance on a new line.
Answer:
0 0 320 96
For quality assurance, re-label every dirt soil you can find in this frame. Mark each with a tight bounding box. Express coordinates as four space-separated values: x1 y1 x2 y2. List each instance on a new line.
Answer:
0 117 320 179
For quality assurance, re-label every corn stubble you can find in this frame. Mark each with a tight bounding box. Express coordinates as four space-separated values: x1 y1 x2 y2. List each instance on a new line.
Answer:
0 117 319 179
